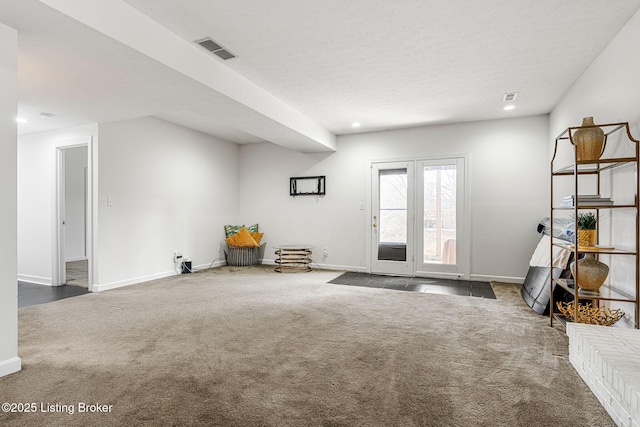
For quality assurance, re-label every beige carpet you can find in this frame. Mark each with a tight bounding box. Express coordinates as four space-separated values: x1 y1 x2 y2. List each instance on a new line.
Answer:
1 266 613 426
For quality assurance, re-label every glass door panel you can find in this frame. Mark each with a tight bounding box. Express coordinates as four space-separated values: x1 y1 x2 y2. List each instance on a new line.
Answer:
416 157 467 278
371 162 414 275
378 169 407 262
422 164 457 265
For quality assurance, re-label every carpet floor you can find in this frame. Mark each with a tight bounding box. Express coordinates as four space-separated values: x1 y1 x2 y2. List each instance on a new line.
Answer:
1 266 613 426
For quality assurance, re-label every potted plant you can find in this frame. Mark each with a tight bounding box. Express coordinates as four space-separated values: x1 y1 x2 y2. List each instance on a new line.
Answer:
577 211 597 247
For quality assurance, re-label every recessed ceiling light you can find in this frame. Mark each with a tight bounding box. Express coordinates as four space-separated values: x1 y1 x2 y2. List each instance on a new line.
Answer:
39 112 55 119
351 122 361 128
503 105 516 111
16 117 28 124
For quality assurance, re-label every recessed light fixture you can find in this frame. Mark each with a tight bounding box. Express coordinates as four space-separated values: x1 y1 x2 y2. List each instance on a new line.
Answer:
503 105 516 111
39 112 55 119
351 122 361 128
16 117 28 124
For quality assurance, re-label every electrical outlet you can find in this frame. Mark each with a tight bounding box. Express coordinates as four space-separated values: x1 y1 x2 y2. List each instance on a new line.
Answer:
323 247 328 258
174 251 183 263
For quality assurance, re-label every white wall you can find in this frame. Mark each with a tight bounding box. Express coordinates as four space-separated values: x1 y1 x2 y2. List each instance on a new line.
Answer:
0 23 20 377
550 9 640 327
17 124 98 285
96 117 239 290
239 115 549 282
65 146 88 261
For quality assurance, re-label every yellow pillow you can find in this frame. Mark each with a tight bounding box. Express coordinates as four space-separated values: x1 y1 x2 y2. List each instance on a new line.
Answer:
250 231 264 245
225 227 259 248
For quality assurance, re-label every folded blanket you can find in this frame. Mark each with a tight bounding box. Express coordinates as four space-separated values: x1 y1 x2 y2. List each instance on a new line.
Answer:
529 234 571 269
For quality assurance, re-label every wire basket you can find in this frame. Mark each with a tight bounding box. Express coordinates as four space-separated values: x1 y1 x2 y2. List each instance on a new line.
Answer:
556 301 624 326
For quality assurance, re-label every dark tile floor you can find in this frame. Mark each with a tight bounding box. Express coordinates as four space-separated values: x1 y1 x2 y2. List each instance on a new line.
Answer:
18 281 89 309
328 272 496 299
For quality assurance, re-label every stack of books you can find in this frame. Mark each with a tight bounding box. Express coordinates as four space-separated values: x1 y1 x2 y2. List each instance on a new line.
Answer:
561 194 613 207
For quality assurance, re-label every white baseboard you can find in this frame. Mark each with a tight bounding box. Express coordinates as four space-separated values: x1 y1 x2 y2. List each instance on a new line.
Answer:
311 263 366 272
65 256 87 262
0 357 21 378
17 274 52 286
470 274 525 284
197 261 226 270
93 270 176 292
93 261 231 291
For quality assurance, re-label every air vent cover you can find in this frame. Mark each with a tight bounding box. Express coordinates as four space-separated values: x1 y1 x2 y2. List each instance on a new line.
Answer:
195 37 236 60
503 92 518 102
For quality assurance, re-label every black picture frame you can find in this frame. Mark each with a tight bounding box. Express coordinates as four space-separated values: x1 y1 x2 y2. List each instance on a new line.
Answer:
290 176 326 196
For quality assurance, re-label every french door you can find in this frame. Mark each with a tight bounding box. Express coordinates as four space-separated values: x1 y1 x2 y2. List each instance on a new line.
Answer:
371 162 415 275
371 157 468 278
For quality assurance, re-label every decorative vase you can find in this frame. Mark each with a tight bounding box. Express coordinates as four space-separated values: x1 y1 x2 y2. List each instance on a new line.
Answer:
577 229 596 247
570 253 609 292
573 117 605 161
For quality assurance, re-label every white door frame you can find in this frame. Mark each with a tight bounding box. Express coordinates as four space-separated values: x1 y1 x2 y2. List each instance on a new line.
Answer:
53 137 95 291
367 154 470 279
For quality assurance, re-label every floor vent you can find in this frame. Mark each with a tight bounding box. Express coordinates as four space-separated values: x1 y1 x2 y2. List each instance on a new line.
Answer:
195 37 236 60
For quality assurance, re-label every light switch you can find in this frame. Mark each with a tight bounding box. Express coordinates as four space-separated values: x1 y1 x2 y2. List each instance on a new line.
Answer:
107 196 114 207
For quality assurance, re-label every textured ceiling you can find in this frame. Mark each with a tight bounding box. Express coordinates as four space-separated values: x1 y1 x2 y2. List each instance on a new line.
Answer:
4 0 640 145
121 0 640 134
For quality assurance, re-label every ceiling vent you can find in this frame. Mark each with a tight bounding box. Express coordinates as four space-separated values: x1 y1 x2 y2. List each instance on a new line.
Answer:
195 37 236 60
503 92 518 102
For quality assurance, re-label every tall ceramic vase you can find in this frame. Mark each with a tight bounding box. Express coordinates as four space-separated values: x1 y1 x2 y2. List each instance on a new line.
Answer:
570 253 609 292
573 117 605 161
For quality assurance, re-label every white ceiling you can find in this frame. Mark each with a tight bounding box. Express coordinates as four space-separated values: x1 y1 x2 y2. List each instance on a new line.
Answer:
4 0 640 149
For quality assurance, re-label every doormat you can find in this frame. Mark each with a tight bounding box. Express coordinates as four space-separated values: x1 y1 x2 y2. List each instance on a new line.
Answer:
328 272 496 299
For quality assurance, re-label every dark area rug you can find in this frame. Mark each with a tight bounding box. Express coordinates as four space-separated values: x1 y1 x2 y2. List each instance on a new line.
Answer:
329 271 496 299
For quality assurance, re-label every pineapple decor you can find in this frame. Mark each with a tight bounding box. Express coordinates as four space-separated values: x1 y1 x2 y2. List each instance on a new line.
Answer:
577 212 597 247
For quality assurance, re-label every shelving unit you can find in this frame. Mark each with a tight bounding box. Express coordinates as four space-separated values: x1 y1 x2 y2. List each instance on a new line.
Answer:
550 121 639 329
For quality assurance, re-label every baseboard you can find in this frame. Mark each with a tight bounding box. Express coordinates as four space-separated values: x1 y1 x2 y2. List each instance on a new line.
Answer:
0 357 21 378
65 256 87 262
470 274 525 284
93 270 176 292
311 263 365 272
260 259 364 273
17 274 52 286
200 261 226 269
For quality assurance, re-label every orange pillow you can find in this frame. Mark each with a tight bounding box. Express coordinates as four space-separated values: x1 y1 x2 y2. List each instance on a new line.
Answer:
225 227 259 248
250 231 264 245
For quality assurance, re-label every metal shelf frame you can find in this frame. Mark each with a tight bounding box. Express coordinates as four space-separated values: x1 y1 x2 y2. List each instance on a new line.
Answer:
549 121 639 329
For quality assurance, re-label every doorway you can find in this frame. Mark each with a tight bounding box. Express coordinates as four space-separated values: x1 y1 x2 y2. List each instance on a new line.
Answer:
55 139 93 291
370 156 468 279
